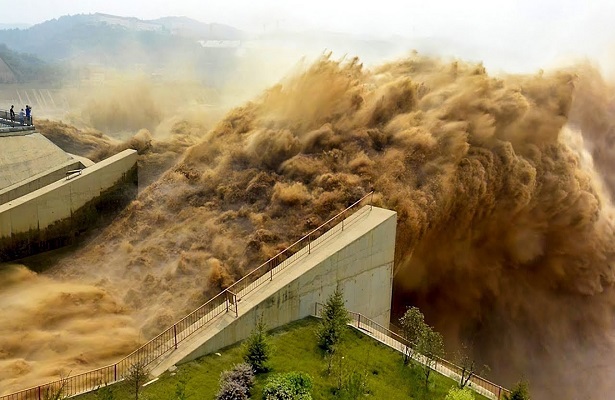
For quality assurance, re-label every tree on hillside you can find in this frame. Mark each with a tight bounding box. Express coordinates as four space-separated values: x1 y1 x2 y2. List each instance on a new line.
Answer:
317 288 351 355
398 306 446 390
505 380 531 400
243 316 271 373
417 324 445 390
125 361 149 400
454 341 489 389
399 306 426 365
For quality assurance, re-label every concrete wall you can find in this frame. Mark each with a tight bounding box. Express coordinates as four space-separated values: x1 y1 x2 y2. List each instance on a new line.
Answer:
0 149 137 260
0 160 84 205
176 206 396 365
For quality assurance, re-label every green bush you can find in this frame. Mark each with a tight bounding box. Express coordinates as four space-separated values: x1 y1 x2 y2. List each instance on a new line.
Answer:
445 386 475 400
262 372 313 400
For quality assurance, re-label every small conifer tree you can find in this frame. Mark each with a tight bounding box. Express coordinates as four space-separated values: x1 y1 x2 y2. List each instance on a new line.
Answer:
505 380 531 400
243 316 270 373
317 288 351 354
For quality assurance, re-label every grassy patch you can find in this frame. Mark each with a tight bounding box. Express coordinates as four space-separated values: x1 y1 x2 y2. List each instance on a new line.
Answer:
77 317 488 400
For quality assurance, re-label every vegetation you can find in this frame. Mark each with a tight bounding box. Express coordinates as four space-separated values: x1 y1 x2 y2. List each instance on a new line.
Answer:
399 306 445 390
124 361 148 400
505 381 531 400
95 384 114 400
74 317 490 400
262 372 312 400
445 386 475 400
42 375 70 400
339 370 369 399
173 379 188 400
418 327 445 390
215 363 255 400
0 43 63 83
454 342 489 389
317 288 351 354
243 316 271 373
399 306 425 365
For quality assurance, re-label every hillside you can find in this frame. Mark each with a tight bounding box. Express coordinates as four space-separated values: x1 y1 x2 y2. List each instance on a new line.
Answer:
0 44 62 83
75 317 490 400
0 14 244 66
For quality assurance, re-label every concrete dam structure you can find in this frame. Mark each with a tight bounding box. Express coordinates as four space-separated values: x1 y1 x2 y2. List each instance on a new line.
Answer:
0 127 137 261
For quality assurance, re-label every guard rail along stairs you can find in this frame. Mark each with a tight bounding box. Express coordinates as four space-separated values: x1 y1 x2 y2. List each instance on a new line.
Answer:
1 192 375 400
313 302 511 400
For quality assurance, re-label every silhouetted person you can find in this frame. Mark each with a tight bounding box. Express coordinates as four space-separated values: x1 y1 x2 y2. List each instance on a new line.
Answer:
9 105 14 126
19 109 24 125
25 105 31 125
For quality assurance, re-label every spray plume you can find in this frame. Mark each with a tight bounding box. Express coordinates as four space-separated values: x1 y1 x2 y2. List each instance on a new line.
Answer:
1 54 615 399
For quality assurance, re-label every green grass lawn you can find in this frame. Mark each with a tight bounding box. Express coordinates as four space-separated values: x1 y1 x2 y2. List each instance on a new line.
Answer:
77 317 488 400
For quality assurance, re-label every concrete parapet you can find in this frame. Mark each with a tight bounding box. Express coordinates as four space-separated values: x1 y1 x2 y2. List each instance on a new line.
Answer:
151 206 396 375
0 160 85 205
0 149 138 261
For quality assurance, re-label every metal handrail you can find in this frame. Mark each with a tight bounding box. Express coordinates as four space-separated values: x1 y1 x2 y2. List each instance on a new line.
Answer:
0 108 34 127
0 191 374 400
313 303 511 400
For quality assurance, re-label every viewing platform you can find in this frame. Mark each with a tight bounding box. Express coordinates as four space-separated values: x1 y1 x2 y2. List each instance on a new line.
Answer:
0 108 35 134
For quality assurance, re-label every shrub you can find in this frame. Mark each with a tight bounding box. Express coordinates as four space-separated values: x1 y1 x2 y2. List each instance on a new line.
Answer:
262 372 313 400
445 386 475 400
215 380 248 400
342 370 370 399
220 363 255 393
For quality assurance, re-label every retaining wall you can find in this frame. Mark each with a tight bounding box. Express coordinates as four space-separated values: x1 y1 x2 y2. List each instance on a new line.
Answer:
0 149 138 261
168 206 396 368
0 160 85 205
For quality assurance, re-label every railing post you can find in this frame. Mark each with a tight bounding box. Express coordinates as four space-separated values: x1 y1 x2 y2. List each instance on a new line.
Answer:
357 314 360 328
308 234 311 254
370 191 374 209
226 291 229 313
114 364 117 381
38 386 41 400
315 303 317 316
173 324 178 349
497 386 502 400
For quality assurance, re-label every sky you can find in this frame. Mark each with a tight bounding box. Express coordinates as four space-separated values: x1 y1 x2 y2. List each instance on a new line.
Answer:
1 0 614 74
